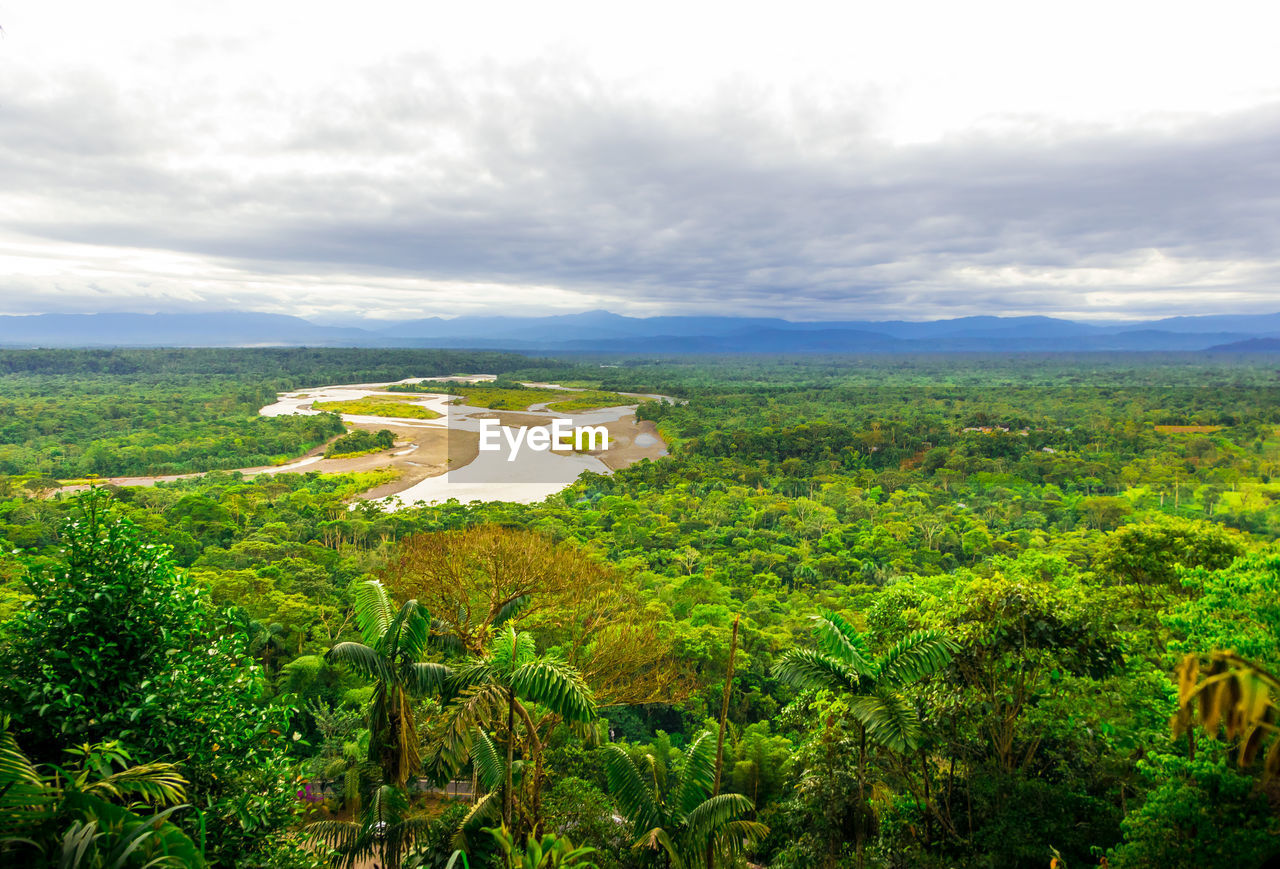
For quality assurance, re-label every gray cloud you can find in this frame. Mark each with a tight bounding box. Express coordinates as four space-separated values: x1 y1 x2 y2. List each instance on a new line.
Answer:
3 55 1279 320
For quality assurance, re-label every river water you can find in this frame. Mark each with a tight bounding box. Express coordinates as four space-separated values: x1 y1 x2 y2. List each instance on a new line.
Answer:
259 378 663 508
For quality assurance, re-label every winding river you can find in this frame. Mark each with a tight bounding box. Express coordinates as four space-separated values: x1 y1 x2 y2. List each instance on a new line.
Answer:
258 377 668 509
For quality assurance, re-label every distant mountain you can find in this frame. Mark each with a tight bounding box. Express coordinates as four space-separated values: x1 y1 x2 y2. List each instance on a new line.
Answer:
373 310 793 341
1131 313 1280 335
2 309 1279 353
1205 337 1280 352
0 312 370 348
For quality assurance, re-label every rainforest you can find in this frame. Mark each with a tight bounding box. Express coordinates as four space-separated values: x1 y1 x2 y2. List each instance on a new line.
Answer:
2 347 1279 869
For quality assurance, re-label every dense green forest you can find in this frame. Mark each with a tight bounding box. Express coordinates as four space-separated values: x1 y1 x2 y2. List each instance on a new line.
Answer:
2 348 1280 868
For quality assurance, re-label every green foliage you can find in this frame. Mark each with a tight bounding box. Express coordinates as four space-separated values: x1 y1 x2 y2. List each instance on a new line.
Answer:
1098 515 1244 588
325 427 397 457
0 490 317 868
1107 753 1280 869
484 823 599 867
1167 549 1280 665
7 353 1280 866
0 717 205 867
403 801 481 869
774 611 957 754
324 579 449 787
541 777 623 866
305 783 432 869
437 624 597 834
0 489 212 754
604 730 767 868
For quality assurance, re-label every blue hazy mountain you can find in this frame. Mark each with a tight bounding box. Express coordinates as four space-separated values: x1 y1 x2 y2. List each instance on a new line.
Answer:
1205 337 1280 352
2 309 1279 352
0 312 372 348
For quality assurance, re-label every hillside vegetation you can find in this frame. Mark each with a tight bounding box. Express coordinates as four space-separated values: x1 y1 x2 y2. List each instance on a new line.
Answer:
2 349 1280 868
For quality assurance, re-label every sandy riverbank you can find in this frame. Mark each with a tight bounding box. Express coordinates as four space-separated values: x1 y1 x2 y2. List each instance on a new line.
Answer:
57 377 669 507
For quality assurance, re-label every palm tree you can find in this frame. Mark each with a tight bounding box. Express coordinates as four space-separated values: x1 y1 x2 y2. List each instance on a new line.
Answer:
325 580 451 788
603 731 767 868
306 782 433 869
436 624 596 833
230 608 288 672
773 610 956 755
773 610 956 861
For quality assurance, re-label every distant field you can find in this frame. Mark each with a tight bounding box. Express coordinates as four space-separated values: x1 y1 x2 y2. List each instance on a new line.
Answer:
1154 424 1225 434
312 396 442 419
392 380 632 411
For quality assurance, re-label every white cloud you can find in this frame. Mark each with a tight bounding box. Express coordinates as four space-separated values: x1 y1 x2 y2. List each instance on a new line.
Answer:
1 0 1279 320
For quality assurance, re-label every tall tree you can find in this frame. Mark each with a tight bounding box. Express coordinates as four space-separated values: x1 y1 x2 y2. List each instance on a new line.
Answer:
325 580 450 788
437 624 596 832
384 527 691 708
605 731 767 868
773 610 957 755
773 610 956 861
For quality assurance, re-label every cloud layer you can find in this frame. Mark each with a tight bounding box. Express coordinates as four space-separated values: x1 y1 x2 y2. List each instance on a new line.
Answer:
3 3 1280 321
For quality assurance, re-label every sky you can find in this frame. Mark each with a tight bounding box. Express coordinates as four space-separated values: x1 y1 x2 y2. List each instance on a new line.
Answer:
2 0 1280 323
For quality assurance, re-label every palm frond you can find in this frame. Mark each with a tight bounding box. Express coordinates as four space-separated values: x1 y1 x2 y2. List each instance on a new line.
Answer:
451 790 502 852
388 600 432 661
446 658 498 699
814 610 875 674
672 732 716 821
304 819 362 854
429 682 508 778
634 826 682 866
684 792 755 840
366 782 410 826
513 630 537 668
772 648 858 692
60 792 204 868
469 728 506 792
850 688 922 754
0 721 50 835
874 630 957 688
603 746 662 835
81 760 187 807
491 625 519 672
353 580 395 647
403 662 451 697
511 657 596 723
681 793 763 863
493 594 530 627
99 803 194 869
634 824 686 865
325 641 393 684
430 619 466 655
713 819 770 855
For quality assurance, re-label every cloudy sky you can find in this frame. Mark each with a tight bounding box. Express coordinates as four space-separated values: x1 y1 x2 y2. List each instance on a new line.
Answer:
3 1 1279 323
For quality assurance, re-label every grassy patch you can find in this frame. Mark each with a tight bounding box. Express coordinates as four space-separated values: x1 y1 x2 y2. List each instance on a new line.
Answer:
312 397 441 419
328 468 400 498
391 380 631 412
324 446 384 459
1153 424 1225 434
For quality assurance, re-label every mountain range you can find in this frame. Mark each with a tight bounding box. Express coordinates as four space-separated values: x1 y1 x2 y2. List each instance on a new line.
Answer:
4 310 1280 353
